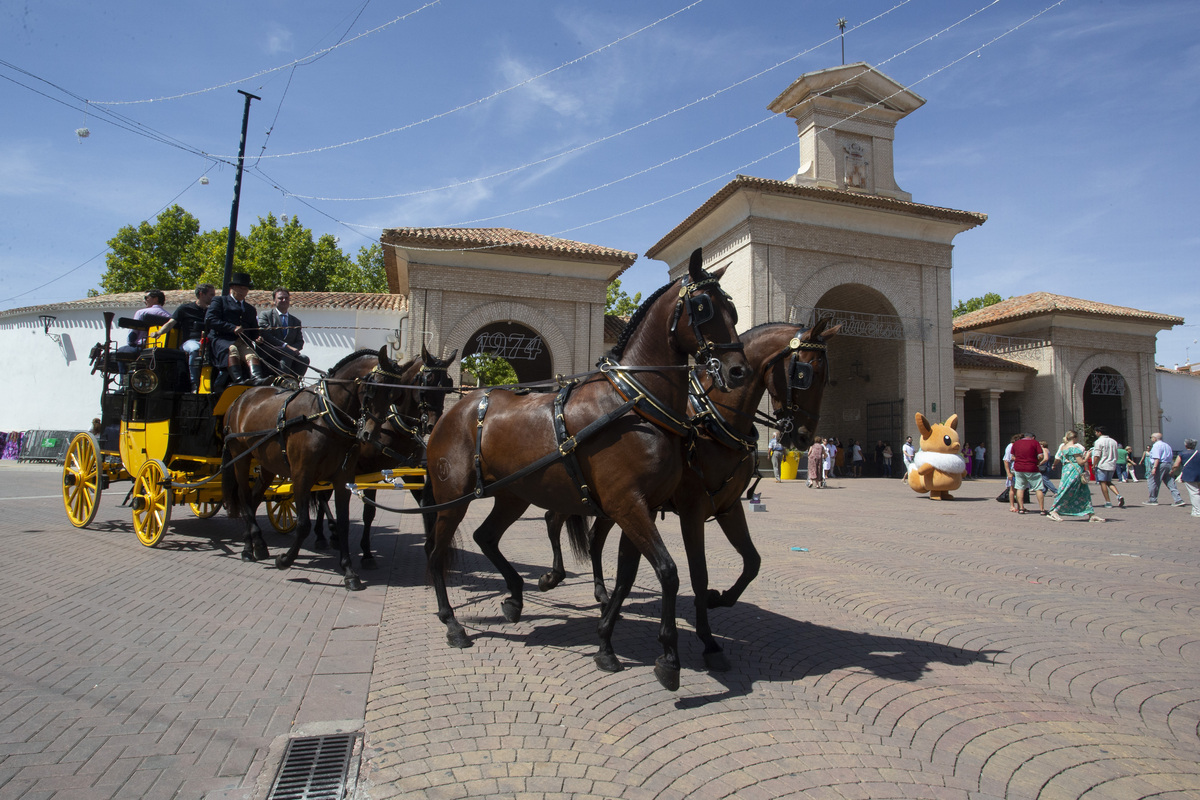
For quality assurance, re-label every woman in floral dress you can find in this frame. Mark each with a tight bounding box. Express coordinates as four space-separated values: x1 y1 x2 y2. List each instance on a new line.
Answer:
806 438 826 488
1048 430 1103 522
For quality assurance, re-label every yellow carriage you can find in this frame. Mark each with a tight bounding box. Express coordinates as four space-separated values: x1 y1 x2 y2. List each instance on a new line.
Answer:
61 313 423 546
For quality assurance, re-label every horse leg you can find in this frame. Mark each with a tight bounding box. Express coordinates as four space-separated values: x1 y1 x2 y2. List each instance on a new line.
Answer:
235 464 271 562
275 486 312 571
677 508 726 672
312 490 330 550
334 486 363 591
603 518 681 691
538 511 567 592
472 496 531 623
588 518 615 610
594 533 641 675
708 502 760 608
359 488 377 570
426 503 473 648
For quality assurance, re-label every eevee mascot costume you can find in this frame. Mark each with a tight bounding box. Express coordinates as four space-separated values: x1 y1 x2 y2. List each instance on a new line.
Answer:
907 412 965 500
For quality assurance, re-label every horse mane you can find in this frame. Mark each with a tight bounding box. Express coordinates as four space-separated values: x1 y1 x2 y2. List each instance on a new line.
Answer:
608 280 676 360
328 348 379 375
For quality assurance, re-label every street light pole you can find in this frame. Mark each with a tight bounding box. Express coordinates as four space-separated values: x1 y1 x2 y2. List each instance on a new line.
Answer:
222 89 261 295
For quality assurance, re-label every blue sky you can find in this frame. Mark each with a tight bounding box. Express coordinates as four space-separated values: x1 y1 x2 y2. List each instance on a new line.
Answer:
3 0 1198 366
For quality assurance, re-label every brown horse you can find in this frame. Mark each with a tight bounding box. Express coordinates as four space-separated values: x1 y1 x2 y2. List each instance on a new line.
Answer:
310 347 458 567
422 249 748 690
541 319 838 671
221 346 411 590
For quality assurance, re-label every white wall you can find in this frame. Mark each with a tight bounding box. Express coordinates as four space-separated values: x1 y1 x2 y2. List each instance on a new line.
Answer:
1157 370 1200 451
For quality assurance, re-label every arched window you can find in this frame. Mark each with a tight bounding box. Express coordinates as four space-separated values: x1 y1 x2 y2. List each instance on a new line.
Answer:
1083 368 1128 443
462 321 551 383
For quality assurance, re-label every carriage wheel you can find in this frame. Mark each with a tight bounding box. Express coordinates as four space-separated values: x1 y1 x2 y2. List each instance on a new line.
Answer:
189 500 221 518
62 433 102 528
132 459 172 547
265 495 297 534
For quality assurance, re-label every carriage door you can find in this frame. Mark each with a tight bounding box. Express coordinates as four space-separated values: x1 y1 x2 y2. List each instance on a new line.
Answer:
463 321 552 384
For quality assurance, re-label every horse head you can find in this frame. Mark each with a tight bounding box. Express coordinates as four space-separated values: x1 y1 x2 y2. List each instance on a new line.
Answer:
353 346 415 444
765 317 839 450
417 345 458 434
669 248 748 392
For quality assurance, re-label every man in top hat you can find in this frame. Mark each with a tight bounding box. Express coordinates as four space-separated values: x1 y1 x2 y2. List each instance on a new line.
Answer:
204 272 269 387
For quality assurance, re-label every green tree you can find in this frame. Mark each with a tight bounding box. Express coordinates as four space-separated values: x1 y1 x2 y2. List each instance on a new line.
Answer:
328 244 389 293
606 278 642 316
461 352 519 386
100 204 200 293
952 292 1003 317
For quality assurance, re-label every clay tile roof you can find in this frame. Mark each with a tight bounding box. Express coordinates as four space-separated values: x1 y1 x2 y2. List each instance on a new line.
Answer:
0 290 406 319
953 344 1037 372
382 226 637 267
953 292 1183 332
646 175 987 259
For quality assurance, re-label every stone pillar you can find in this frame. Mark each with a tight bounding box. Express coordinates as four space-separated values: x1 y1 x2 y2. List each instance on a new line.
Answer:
954 387 967 432
986 389 1003 477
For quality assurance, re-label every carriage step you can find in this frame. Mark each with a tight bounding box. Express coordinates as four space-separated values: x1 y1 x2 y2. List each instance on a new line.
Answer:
267 732 361 800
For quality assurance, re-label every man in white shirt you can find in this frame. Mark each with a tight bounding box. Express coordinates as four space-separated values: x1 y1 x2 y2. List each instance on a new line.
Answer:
1090 426 1126 508
1144 432 1185 506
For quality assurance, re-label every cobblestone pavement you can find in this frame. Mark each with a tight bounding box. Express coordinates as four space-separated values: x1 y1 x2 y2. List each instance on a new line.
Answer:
1 461 1198 799
360 473 1200 800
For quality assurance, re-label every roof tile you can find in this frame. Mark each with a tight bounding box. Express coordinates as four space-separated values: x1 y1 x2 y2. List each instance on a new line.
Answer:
953 292 1183 331
382 226 637 266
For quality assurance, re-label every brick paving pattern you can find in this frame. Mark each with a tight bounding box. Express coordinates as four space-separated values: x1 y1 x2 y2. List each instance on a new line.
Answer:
1 461 1197 799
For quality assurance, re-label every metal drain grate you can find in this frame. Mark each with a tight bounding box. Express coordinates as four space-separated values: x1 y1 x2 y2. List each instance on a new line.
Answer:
267 733 361 800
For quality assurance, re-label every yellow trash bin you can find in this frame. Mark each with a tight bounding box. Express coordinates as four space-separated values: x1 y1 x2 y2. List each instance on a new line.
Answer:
781 450 799 481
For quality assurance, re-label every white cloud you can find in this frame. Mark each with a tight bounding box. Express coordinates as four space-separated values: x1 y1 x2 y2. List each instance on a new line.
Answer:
265 24 293 56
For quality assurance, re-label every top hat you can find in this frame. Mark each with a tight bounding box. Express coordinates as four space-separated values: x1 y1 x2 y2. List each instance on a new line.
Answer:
229 272 253 288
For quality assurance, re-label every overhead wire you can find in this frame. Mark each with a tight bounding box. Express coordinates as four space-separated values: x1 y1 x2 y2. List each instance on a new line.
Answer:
205 0 711 160
285 0 916 202
87 0 445 106
366 0 1072 254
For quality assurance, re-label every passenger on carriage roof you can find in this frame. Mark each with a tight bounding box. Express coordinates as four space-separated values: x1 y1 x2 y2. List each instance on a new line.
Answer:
204 272 270 387
170 283 215 390
257 287 310 379
127 290 170 347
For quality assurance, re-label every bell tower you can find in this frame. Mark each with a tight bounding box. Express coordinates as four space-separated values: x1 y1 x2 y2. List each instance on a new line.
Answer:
768 62 924 201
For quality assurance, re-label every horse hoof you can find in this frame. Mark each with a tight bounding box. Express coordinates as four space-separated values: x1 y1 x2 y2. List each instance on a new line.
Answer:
254 544 270 561
447 630 473 649
594 652 623 673
703 650 731 673
345 576 364 591
501 598 522 623
275 555 291 570
654 658 681 691
537 572 562 592
360 556 378 570
241 551 257 562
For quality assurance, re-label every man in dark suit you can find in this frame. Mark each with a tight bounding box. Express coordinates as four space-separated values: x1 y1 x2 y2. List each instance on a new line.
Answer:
204 272 269 386
257 288 310 379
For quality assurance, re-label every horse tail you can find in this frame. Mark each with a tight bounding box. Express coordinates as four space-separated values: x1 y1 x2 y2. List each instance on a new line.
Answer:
565 515 593 562
221 437 242 519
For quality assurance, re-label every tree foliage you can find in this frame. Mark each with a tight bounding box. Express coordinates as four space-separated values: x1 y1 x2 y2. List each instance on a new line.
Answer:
461 352 519 387
98 205 388 294
606 278 642 316
952 292 1003 317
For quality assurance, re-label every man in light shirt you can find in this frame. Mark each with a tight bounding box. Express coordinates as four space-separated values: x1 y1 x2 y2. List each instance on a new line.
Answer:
1090 426 1125 509
1143 432 1184 506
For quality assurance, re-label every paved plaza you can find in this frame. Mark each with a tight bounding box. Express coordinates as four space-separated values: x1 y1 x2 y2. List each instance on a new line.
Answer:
1 460 1198 799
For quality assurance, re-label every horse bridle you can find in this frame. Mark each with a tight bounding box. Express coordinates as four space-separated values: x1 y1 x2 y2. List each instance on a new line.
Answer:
383 362 451 443
668 272 744 391
762 331 827 435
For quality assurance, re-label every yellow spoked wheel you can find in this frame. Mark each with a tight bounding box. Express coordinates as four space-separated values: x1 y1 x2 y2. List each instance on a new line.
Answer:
132 459 172 547
265 495 297 534
189 500 221 518
62 433 102 528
